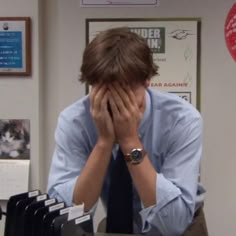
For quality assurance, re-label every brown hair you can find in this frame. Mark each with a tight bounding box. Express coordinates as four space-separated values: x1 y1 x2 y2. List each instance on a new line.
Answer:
79 27 158 86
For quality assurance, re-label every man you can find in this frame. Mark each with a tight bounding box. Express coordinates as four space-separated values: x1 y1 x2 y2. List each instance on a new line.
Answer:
47 27 207 235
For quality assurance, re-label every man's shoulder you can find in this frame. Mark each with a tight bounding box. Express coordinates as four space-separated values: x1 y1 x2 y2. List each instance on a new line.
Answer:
59 95 90 124
56 96 97 143
148 89 201 122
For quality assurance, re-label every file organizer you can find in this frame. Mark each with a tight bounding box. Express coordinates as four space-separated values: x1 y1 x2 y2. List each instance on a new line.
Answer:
2 190 94 236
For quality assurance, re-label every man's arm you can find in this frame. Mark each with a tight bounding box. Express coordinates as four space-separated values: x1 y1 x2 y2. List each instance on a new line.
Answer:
72 139 112 211
139 117 202 235
108 82 156 207
48 84 115 211
73 84 115 211
108 83 203 235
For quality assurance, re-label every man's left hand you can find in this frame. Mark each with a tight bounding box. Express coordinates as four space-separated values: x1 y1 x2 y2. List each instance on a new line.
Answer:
108 83 144 151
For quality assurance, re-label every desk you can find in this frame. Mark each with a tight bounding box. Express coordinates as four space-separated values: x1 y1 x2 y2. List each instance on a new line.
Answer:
96 234 141 236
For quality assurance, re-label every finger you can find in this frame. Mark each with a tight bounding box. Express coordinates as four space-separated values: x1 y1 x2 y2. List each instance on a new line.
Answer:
120 83 138 109
110 83 137 113
90 83 103 108
92 85 107 113
101 91 110 116
108 84 127 114
108 95 120 118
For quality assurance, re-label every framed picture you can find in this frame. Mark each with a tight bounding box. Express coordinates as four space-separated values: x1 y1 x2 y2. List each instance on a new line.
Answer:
81 0 160 7
0 17 31 76
0 119 30 199
0 119 30 160
86 18 201 110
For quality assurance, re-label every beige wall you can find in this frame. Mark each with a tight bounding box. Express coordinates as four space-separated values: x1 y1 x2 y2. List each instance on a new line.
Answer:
1 0 236 235
0 0 42 235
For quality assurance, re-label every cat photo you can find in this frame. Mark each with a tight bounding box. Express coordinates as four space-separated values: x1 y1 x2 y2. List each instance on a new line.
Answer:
0 119 30 160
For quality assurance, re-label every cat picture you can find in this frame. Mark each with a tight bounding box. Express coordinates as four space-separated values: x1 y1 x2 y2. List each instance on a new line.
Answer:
0 119 30 159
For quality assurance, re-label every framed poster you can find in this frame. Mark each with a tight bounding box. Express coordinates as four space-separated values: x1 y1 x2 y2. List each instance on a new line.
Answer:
0 17 31 76
86 18 201 109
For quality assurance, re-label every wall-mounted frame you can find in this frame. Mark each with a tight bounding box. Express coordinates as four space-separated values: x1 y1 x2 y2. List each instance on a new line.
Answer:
86 18 201 110
0 17 31 76
81 0 160 7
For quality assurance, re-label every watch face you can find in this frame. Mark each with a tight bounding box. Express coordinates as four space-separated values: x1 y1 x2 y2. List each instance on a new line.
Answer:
131 149 142 163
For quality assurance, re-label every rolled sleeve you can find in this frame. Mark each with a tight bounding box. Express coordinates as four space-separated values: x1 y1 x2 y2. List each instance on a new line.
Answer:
139 174 181 233
139 116 203 235
53 177 77 206
47 111 89 206
156 173 182 211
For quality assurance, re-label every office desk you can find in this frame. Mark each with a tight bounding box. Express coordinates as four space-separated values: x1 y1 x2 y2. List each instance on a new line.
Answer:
96 234 141 236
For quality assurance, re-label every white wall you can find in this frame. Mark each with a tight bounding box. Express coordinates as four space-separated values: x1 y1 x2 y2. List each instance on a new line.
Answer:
0 0 42 235
0 0 236 236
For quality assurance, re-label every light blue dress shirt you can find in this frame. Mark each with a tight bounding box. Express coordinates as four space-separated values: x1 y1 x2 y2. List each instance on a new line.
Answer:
47 88 205 236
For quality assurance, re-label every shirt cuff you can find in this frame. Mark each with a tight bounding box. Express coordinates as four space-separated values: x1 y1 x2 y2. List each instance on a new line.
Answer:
54 177 78 206
139 173 182 232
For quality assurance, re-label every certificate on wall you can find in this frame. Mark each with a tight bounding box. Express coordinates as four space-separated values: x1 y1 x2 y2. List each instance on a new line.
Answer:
0 17 31 76
86 18 201 109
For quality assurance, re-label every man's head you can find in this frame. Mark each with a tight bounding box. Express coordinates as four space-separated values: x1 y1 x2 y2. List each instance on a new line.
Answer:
80 27 158 86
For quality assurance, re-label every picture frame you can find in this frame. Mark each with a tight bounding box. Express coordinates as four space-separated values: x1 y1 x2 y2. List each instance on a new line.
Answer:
81 0 160 7
0 119 30 199
0 119 30 160
0 17 31 76
86 18 201 110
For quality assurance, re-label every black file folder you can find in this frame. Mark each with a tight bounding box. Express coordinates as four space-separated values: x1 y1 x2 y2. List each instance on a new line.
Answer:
47 207 72 236
14 196 40 236
60 214 94 236
4 190 41 236
22 194 48 236
51 213 69 236
40 203 67 236
23 195 57 236
4 191 94 236
33 202 65 236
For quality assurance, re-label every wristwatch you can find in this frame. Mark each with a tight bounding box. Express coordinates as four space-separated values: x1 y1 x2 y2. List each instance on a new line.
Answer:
124 148 146 165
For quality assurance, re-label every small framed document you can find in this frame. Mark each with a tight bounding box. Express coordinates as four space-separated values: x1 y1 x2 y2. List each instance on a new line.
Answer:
0 17 31 76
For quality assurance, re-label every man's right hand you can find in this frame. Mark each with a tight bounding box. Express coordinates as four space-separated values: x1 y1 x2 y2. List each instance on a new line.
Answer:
73 85 115 210
90 84 115 146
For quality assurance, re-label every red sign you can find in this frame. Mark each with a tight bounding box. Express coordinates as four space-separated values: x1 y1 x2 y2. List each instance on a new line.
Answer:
225 3 236 61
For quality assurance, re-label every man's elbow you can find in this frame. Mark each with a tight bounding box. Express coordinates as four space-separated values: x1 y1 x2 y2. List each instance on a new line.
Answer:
150 204 194 236
164 208 193 236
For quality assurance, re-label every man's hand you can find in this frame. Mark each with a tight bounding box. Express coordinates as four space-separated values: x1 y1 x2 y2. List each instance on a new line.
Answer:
108 83 145 151
90 84 115 146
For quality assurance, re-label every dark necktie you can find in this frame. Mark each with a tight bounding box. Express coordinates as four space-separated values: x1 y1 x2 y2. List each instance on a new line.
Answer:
106 148 133 234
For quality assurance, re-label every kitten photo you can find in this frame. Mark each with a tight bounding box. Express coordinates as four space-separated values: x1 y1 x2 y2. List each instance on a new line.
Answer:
0 120 30 159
